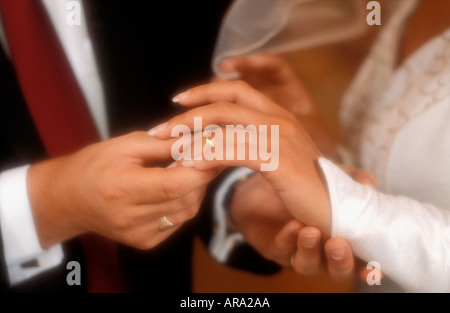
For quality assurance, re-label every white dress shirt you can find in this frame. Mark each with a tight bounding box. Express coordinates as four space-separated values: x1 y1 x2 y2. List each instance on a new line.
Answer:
0 0 107 286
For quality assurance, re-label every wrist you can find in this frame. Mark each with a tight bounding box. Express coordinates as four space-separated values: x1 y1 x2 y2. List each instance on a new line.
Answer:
284 158 332 238
27 157 84 249
227 172 259 231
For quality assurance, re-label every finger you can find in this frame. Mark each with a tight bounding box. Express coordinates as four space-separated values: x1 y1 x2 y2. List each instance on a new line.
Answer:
120 220 182 250
269 220 303 266
172 81 291 118
123 166 218 203
291 226 322 276
177 124 290 173
324 237 356 282
151 102 284 140
211 76 228 83
160 202 202 227
141 203 203 247
218 56 248 75
220 54 289 81
118 200 203 250
178 140 277 173
132 187 206 222
113 131 178 162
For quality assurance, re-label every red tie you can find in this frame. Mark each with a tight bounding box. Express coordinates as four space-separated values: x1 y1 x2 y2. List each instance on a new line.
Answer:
0 0 125 292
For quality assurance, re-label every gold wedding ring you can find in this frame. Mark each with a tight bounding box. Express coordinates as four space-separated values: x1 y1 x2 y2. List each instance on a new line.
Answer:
158 216 175 232
205 132 215 149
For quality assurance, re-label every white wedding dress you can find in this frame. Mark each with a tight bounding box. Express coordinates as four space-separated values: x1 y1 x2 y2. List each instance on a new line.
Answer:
321 0 450 292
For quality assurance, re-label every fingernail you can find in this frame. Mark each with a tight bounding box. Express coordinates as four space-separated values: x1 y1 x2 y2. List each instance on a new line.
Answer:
328 244 346 261
172 89 191 103
181 160 195 167
148 122 168 136
302 234 319 249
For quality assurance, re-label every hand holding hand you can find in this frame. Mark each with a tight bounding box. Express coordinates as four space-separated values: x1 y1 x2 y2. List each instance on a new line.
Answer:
28 131 218 250
153 81 332 236
230 166 377 282
218 54 341 161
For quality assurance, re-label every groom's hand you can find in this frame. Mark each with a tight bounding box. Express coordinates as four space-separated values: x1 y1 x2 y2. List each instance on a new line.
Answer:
28 132 219 250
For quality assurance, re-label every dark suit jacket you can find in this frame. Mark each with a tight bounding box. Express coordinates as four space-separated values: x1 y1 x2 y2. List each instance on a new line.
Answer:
0 0 233 293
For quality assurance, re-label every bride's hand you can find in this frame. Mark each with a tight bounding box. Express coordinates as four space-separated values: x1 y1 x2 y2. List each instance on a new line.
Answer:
230 165 376 281
151 81 332 237
216 54 341 161
217 54 315 118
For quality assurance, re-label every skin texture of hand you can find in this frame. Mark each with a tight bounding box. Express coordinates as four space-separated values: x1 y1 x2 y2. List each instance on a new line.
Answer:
152 81 383 283
230 166 377 283
217 54 341 161
152 81 332 236
216 54 380 282
28 131 218 250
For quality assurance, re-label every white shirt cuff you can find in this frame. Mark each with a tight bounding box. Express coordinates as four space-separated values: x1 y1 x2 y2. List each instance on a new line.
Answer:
0 165 64 286
318 157 450 292
208 167 255 263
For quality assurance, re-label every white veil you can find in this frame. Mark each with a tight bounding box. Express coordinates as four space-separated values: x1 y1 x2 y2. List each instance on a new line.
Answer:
212 0 369 77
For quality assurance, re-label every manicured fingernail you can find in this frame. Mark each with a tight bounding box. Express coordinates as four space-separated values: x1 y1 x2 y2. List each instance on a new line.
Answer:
302 234 319 249
172 89 191 103
181 160 195 167
148 122 168 136
328 244 346 261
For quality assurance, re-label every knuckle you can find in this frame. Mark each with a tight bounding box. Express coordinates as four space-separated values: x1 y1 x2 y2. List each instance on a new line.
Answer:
233 80 250 90
99 183 125 203
183 203 201 219
162 176 183 199
110 214 132 230
181 190 203 208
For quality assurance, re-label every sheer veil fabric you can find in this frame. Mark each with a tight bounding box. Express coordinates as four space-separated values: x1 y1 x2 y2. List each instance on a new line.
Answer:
212 0 372 78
